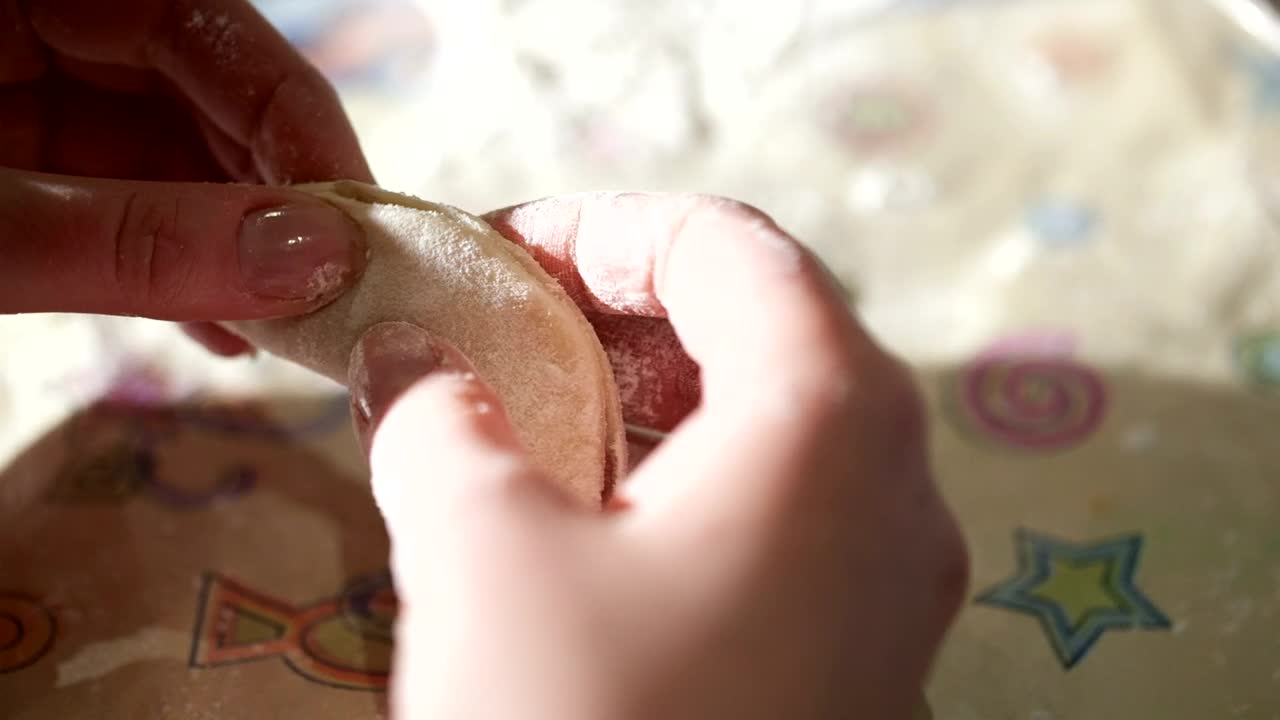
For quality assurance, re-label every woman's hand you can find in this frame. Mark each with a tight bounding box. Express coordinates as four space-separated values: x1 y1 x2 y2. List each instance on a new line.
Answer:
353 193 968 719
1 0 371 348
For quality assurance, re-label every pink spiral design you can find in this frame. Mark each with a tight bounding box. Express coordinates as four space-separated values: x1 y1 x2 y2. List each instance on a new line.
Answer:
960 355 1106 450
0 593 55 674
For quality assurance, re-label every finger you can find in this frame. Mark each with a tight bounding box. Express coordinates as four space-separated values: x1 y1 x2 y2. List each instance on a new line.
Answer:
353 323 565 593
51 55 158 95
23 0 373 184
0 0 47 83
589 314 700 433
0 74 230 182
14 74 227 181
524 195 969 701
637 198 920 520
195 114 262 183
483 205 701 433
0 168 366 319
347 321 451 456
489 194 902 517
2 58 268 183
180 322 255 357
0 82 41 170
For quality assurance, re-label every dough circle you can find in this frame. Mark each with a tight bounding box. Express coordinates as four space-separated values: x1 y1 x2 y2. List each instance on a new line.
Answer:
225 181 625 505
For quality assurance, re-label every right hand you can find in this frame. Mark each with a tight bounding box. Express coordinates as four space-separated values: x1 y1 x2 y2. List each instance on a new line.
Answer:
351 193 968 719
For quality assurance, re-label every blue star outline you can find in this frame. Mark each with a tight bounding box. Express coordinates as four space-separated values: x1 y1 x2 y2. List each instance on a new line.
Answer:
975 529 1171 669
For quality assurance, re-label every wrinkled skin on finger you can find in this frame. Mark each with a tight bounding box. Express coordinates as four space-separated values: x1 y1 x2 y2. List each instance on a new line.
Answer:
0 0 374 353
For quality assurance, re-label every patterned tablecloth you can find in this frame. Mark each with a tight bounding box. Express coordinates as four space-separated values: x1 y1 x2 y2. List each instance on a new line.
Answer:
3 0 1280 717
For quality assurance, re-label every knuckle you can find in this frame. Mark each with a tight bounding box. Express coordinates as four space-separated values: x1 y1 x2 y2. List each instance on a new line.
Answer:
111 193 190 311
676 194 790 245
690 194 799 251
433 460 543 540
868 361 929 445
805 342 928 443
918 500 971 621
842 349 926 432
252 67 344 183
691 194 774 224
459 460 536 506
274 66 336 115
299 64 343 104
868 466 970 625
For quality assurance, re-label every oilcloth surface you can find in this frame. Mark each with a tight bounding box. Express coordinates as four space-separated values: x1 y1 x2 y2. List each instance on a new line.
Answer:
3 0 1280 717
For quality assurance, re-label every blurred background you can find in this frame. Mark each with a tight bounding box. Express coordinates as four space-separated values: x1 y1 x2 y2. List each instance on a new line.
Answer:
257 0 1280 376
4 0 1280 717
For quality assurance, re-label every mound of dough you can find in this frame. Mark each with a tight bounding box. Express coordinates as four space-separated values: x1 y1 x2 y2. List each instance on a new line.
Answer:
224 181 624 505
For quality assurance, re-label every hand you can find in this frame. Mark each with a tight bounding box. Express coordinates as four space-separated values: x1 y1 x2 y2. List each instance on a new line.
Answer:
0 0 372 349
350 194 968 719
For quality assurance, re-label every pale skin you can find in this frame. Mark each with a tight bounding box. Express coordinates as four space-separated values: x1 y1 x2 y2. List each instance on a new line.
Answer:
352 195 969 719
2 1 969 718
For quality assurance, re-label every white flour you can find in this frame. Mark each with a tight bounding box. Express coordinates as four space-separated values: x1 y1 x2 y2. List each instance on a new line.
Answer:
225 181 625 504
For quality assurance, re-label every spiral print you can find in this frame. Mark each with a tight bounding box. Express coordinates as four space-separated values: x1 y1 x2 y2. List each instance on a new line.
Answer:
958 353 1107 451
0 593 55 674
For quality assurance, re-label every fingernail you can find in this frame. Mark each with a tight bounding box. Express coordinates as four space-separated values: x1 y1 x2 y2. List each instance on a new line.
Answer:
239 204 365 301
349 322 444 429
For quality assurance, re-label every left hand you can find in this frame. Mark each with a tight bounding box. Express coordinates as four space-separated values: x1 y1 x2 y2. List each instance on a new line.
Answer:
1 0 373 349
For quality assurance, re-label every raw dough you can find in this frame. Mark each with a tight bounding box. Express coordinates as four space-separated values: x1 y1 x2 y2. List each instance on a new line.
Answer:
224 181 625 505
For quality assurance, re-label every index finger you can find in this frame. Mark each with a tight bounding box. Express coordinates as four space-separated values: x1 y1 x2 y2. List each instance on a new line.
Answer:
22 0 373 184
484 194 922 513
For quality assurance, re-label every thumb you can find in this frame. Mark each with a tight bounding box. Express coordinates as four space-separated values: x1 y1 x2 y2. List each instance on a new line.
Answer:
349 323 561 591
0 169 366 319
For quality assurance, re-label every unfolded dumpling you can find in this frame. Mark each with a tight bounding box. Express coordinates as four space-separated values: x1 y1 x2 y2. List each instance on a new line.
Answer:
224 181 625 505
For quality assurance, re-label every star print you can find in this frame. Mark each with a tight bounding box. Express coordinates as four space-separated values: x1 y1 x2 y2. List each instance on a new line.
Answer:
976 529 1171 669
